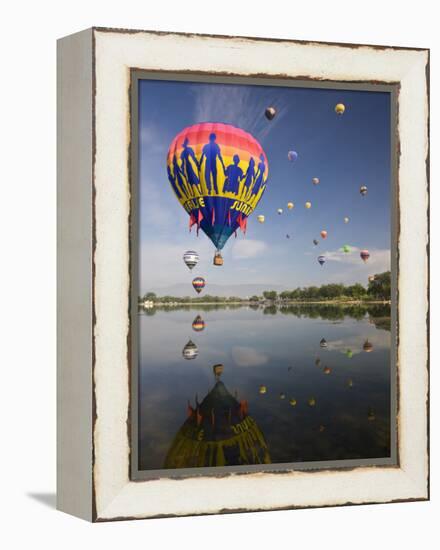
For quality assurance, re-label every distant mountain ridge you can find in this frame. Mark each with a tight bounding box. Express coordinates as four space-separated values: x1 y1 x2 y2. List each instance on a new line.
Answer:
147 283 287 298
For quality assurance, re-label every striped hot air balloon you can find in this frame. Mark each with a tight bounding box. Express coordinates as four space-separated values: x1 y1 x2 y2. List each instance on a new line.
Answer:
167 123 269 265
192 277 206 294
192 315 205 332
360 249 370 263
183 250 199 270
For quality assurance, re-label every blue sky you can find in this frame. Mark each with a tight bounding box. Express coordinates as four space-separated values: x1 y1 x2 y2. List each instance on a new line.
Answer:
138 78 391 296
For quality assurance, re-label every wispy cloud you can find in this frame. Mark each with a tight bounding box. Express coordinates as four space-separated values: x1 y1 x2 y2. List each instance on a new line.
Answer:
232 346 269 367
232 239 267 259
191 85 288 143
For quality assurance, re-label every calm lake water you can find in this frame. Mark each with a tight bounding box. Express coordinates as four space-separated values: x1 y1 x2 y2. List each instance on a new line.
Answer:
138 304 392 471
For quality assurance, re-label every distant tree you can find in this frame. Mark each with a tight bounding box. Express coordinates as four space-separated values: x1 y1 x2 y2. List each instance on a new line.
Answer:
262 290 278 301
142 292 157 301
249 295 260 302
368 271 391 300
346 283 366 299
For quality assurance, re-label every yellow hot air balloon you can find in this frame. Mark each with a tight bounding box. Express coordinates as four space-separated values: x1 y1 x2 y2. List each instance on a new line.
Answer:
287 202 294 210
257 214 265 224
335 103 345 115
305 201 312 209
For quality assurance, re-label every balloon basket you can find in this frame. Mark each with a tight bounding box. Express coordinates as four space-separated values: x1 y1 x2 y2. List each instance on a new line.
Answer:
213 252 224 266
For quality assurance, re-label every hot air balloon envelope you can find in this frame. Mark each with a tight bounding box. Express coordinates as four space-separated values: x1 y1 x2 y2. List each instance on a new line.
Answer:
265 107 276 120
313 239 319 246
318 255 326 266
305 202 312 209
257 214 265 223
312 177 320 185
192 315 205 332
287 150 298 162
182 340 198 360
335 103 345 115
277 208 283 215
287 202 294 210
167 123 269 263
360 185 368 196
344 217 350 224
320 338 327 347
360 249 370 262
320 230 327 239
183 250 199 270
192 276 206 294
342 244 351 253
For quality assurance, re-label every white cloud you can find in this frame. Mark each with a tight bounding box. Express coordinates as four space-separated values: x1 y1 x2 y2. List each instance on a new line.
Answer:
232 239 267 259
232 346 269 367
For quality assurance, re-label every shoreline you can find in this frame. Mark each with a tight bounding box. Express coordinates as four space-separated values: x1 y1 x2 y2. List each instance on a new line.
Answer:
142 300 391 307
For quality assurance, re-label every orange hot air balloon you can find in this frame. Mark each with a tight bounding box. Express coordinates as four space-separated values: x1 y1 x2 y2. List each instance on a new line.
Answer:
320 230 328 239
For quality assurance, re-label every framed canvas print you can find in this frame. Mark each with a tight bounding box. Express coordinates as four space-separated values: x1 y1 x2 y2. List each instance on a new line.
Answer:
57 27 429 521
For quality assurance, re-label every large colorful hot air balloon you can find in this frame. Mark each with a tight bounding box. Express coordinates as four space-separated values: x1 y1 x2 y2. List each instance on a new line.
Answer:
360 249 370 263
167 123 269 265
183 250 199 270
192 277 206 294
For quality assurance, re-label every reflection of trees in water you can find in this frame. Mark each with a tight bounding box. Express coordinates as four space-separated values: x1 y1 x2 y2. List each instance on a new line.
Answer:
140 303 391 331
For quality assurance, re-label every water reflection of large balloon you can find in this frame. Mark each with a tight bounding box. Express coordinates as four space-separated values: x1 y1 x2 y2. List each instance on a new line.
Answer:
363 339 373 352
167 123 269 265
183 250 199 270
320 338 328 348
192 277 206 294
182 339 198 360
164 367 270 468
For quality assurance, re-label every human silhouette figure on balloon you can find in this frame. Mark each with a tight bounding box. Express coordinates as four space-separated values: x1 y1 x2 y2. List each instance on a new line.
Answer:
224 154 244 194
180 138 200 188
199 133 226 194
250 154 266 196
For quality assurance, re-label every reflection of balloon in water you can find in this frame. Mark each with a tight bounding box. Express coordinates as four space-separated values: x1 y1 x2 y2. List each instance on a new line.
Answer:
287 202 294 210
213 363 224 379
346 349 353 359
164 372 270 468
192 277 206 294
289 398 297 407
305 202 312 209
363 339 373 352
257 214 265 223
360 249 370 263
368 407 376 421
315 358 321 367
335 103 345 115
344 217 350 224
360 185 368 196
318 255 326 266
308 397 316 406
182 340 198 360
183 250 199 270
320 338 327 348
287 150 298 162
279 393 286 400
312 177 320 185
265 106 276 120
313 239 319 246
167 123 269 265
347 378 354 388
323 367 331 375
192 315 205 332
277 208 283 215
341 244 351 253
259 385 267 395
320 230 327 239
319 425 326 432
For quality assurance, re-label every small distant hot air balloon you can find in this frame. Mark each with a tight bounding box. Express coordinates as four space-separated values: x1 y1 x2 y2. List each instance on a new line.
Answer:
257 214 265 224
341 244 351 253
360 249 370 263
323 366 331 375
335 103 345 115
259 385 267 395
312 177 320 185
182 340 198 360
360 185 368 196
287 202 294 210
318 255 326 266
265 106 276 120
286 234 290 239
305 202 312 210
346 349 353 359
289 398 297 407
183 250 199 270
315 358 322 367
192 315 205 332
363 339 373 353
320 338 328 348
192 277 206 294
308 397 316 407
287 150 298 162
344 217 350 224
320 230 327 239
279 393 286 400
277 208 283 215
313 239 319 246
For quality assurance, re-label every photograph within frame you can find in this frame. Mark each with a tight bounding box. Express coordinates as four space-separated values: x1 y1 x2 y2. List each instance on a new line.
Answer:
130 70 399 481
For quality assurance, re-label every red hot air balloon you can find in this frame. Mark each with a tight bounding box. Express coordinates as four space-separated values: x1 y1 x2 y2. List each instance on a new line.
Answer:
192 277 206 294
320 230 328 239
360 249 370 263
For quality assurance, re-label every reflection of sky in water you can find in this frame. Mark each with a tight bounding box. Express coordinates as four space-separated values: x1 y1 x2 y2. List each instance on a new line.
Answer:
138 306 391 470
